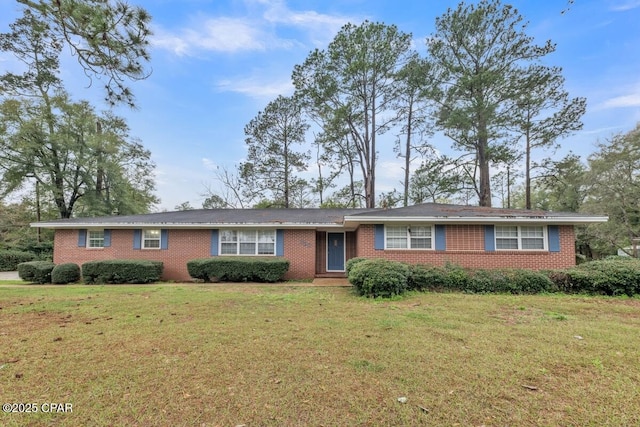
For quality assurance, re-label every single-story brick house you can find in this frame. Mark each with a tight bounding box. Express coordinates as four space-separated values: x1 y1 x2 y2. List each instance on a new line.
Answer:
32 203 608 281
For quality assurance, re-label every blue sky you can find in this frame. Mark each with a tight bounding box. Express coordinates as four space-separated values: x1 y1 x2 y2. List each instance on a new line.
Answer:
1 0 639 210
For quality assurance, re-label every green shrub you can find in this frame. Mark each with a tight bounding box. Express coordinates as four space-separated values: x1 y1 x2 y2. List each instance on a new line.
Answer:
564 258 640 296
348 258 410 298
17 261 56 284
82 260 163 284
51 263 80 284
466 269 554 294
186 257 290 283
0 250 36 271
345 257 368 275
407 264 449 291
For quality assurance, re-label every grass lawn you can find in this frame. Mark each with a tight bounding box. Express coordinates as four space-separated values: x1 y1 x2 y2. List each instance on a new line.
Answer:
1 283 639 426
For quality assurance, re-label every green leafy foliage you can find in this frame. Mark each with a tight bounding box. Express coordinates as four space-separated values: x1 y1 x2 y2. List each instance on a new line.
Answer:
409 264 553 294
0 249 36 271
345 257 368 275
82 260 163 284
17 260 55 283
348 259 410 298
51 263 80 284
560 258 640 296
187 257 290 283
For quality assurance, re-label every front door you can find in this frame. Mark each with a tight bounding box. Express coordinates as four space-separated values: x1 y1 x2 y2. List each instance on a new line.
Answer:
327 232 345 271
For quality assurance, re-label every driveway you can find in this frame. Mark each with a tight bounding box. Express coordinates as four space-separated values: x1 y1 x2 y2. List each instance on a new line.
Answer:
0 271 20 280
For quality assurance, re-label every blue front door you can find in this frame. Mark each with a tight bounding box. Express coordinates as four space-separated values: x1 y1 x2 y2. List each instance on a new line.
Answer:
327 232 345 271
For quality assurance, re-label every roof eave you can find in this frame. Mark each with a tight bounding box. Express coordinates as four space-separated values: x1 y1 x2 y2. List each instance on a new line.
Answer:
343 215 609 225
30 222 347 229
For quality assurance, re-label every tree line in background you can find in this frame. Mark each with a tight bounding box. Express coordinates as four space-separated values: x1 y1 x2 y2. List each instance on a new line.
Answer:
202 0 587 211
193 0 636 257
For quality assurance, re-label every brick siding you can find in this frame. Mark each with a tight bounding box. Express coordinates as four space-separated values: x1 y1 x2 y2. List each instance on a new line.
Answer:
355 224 576 270
54 224 577 282
54 228 319 281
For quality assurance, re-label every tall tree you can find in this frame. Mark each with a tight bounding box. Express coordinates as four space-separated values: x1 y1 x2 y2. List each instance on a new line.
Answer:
9 0 152 107
392 54 436 206
293 21 413 208
428 0 556 206
240 95 310 208
510 65 586 209
0 94 158 218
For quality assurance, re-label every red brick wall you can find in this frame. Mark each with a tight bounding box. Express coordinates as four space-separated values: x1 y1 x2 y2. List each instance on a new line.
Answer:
53 224 577 282
355 224 576 270
54 228 319 281
282 229 316 280
54 229 211 281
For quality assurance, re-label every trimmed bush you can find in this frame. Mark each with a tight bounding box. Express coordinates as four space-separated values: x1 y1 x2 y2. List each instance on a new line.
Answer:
348 258 410 298
345 257 368 275
407 264 449 292
466 269 554 294
408 264 553 294
563 258 640 296
187 257 290 283
0 250 36 271
51 263 80 285
82 260 163 284
17 261 56 284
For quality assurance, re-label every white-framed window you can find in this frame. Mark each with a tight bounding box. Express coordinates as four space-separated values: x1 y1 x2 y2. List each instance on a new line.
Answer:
142 229 161 249
385 225 433 250
220 229 276 255
495 225 546 250
87 230 105 248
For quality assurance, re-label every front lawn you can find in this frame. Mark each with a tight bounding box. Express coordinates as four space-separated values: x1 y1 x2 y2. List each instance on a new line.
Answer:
1 284 638 426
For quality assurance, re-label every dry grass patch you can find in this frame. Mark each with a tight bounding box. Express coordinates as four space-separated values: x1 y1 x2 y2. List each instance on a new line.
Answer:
1 285 639 426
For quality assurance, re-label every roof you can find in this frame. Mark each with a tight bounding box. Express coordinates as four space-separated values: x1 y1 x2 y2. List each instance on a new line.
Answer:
32 208 378 229
32 203 608 229
344 203 608 225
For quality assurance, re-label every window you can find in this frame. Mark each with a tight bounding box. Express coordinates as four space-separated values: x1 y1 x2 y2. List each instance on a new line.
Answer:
495 225 545 250
143 229 161 249
87 230 105 248
220 230 276 255
385 225 432 249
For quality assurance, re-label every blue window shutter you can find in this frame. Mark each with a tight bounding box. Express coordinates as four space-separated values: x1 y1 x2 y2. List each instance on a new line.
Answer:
484 225 496 252
435 225 446 251
548 225 560 252
78 229 87 247
276 229 285 256
161 229 169 250
104 230 111 247
210 230 219 256
133 229 141 250
374 225 385 250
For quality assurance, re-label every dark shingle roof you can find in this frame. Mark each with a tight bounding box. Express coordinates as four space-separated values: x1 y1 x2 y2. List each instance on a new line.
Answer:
34 208 379 228
32 203 607 228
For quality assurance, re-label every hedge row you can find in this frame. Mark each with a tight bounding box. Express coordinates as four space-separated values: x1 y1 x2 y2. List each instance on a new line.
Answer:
15 260 163 285
187 257 289 283
17 261 56 284
0 250 37 271
558 257 640 296
348 257 640 298
82 260 163 284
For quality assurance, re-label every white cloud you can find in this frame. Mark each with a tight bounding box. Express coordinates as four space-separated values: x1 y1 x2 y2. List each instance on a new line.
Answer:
152 1 354 56
215 75 294 99
611 0 640 11
153 17 273 56
600 93 640 109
